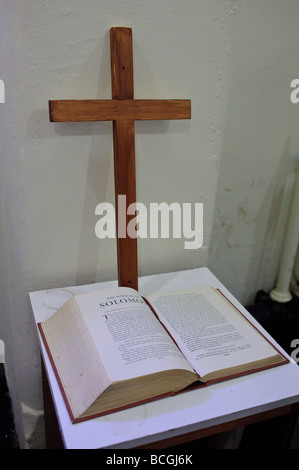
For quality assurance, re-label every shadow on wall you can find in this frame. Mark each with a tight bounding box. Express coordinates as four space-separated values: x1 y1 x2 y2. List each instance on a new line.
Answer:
209 137 298 306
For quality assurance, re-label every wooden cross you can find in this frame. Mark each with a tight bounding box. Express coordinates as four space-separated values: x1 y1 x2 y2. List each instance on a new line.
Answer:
49 27 191 291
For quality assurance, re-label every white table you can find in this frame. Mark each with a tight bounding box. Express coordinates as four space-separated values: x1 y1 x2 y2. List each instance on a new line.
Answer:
30 268 299 449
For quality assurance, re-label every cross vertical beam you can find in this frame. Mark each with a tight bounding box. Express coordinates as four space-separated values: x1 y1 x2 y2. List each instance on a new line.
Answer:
110 27 138 290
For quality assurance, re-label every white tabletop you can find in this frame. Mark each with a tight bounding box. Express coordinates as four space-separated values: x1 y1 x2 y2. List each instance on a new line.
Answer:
29 267 299 449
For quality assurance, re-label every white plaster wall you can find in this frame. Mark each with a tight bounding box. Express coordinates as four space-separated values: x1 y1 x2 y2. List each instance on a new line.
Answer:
0 1 240 448
209 0 299 306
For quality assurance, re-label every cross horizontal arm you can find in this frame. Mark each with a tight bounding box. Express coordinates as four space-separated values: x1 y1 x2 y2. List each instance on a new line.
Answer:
49 99 191 122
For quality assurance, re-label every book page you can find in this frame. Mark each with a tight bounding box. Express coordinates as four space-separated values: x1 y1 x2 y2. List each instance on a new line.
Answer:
147 285 281 380
75 287 195 383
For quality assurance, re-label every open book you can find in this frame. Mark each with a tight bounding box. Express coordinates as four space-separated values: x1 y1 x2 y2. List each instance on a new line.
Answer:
38 285 288 423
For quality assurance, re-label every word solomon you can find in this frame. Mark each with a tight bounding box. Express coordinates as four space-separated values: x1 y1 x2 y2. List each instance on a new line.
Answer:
95 195 203 250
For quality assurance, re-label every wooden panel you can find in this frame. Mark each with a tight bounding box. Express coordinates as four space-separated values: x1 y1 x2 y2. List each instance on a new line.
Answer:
49 99 191 122
136 404 297 449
